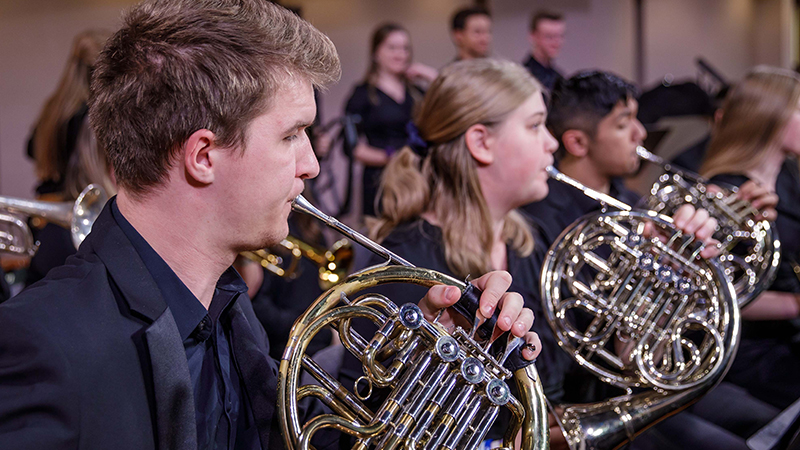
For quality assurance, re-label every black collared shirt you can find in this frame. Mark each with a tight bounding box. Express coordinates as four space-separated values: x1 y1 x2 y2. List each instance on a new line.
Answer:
522 54 563 91
111 200 259 450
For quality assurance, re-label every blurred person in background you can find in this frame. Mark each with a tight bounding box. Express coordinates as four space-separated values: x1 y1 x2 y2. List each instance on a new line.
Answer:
344 22 435 217
450 6 492 62
23 29 115 287
523 10 565 91
701 67 800 411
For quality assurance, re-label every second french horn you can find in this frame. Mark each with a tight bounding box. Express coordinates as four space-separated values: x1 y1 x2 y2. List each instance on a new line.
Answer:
542 167 740 450
636 146 780 307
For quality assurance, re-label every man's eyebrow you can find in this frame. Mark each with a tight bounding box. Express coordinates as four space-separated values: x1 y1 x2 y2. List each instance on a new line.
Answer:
615 108 633 119
282 120 314 135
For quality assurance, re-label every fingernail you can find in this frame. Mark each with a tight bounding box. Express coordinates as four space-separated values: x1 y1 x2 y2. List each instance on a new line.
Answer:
515 321 526 331
483 304 493 316
503 317 512 328
446 287 457 302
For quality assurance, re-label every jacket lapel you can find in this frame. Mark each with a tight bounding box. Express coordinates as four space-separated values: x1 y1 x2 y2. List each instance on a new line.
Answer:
146 308 198 450
83 201 197 449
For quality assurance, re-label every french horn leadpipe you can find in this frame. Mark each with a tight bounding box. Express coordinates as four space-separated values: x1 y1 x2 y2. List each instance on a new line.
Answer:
0 184 107 255
276 195 550 450
541 167 740 450
635 146 780 307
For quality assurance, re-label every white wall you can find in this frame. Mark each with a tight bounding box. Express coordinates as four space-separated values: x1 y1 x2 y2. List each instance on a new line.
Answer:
0 0 133 199
642 0 794 90
0 0 793 199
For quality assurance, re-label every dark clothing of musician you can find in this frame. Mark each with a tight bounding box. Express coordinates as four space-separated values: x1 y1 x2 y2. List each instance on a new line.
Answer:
25 223 76 287
520 175 778 449
0 200 320 449
344 83 420 217
0 269 9 303
522 54 563 92
671 134 711 173
22 106 89 286
112 200 259 449
710 161 800 410
26 105 88 196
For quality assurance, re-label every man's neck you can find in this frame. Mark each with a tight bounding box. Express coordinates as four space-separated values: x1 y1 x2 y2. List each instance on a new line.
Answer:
457 48 476 61
559 157 611 194
116 189 234 309
531 47 551 68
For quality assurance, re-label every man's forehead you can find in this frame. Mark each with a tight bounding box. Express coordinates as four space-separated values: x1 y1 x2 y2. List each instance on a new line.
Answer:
465 15 491 29
611 98 637 116
265 75 316 121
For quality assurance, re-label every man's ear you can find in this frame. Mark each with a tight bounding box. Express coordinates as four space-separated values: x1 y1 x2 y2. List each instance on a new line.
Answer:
452 30 463 46
464 123 494 165
562 129 591 158
183 129 217 185
714 108 724 126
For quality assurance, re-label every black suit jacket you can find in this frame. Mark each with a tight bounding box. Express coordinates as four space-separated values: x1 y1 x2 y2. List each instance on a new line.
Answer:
0 202 282 449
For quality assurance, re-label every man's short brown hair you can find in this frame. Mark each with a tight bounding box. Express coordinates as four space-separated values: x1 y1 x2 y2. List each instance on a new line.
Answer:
89 0 340 197
530 10 564 32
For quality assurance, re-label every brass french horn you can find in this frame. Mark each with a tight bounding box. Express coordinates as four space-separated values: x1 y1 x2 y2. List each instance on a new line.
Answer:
0 184 108 256
277 196 550 450
636 146 780 307
542 167 740 450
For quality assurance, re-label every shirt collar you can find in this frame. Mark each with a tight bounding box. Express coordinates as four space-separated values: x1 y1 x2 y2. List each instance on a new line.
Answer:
110 199 247 340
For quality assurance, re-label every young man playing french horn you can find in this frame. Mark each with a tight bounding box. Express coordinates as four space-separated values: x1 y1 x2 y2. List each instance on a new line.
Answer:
524 70 780 450
0 1 540 448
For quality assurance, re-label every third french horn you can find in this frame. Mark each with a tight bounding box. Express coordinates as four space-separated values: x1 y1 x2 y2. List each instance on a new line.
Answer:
542 167 740 450
636 146 780 307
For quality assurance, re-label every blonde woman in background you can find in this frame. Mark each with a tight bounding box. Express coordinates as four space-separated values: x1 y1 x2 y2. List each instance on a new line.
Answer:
701 66 800 410
344 22 437 217
23 30 115 287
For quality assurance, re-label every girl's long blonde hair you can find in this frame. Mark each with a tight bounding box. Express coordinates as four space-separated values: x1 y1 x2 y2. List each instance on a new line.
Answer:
701 66 800 178
372 59 539 279
31 30 109 185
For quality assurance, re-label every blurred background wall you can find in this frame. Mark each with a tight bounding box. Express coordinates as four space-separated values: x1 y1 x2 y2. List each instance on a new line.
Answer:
0 0 796 198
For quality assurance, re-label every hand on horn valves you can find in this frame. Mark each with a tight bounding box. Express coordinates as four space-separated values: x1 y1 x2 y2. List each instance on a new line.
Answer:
418 270 541 361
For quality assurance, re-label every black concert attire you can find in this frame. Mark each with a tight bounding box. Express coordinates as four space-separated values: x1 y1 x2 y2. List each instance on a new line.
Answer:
23 105 91 286
521 174 778 450
0 270 9 303
26 105 88 196
709 160 800 411
344 83 420 217
0 199 325 450
522 55 563 92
